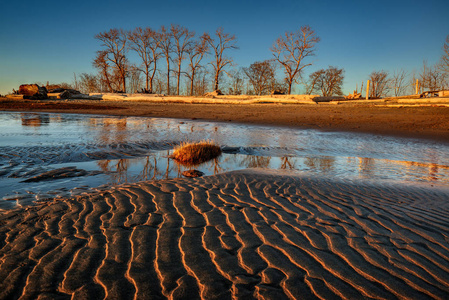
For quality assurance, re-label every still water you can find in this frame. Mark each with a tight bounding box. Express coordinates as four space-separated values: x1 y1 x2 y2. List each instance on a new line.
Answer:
1 111 448 210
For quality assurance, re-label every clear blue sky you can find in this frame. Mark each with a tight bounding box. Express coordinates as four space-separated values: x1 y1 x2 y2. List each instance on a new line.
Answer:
1 0 448 95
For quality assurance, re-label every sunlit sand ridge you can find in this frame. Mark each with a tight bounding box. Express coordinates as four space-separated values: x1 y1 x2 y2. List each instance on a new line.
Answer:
1 170 449 299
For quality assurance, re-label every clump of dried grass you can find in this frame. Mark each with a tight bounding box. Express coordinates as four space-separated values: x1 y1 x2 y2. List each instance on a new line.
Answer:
171 141 222 165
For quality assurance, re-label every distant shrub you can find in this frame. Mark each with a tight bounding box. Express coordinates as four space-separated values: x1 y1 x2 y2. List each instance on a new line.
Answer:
171 141 222 165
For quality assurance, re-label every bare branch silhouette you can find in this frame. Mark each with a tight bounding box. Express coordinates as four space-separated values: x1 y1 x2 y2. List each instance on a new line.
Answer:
128 27 162 93
271 26 319 94
171 24 195 95
185 33 210 95
243 60 276 95
95 28 128 92
368 70 390 98
159 25 173 95
390 69 409 97
205 27 238 92
306 66 344 96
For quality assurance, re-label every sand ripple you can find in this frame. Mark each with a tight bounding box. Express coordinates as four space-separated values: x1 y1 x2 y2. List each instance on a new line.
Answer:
1 170 448 299
0 140 172 166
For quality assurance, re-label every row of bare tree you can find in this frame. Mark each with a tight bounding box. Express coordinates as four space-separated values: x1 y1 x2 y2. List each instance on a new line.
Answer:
358 36 449 98
74 26 448 97
77 25 322 95
362 60 448 99
91 25 233 95
303 35 449 98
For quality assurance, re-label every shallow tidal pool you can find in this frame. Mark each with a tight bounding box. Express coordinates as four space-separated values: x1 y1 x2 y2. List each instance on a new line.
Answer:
1 111 448 210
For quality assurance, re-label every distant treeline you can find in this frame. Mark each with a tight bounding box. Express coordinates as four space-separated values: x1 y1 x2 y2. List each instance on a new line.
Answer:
62 27 449 97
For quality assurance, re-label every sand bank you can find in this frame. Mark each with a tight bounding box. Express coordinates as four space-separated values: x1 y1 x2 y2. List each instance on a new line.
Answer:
1 98 449 142
1 170 448 299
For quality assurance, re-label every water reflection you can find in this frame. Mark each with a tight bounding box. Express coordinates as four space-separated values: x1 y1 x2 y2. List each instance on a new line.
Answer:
304 157 335 174
354 157 376 178
240 156 271 168
280 157 296 170
21 113 50 127
1 111 449 210
174 157 223 178
88 152 449 187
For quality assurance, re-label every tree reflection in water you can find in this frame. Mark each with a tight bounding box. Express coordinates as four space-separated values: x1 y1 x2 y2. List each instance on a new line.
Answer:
174 155 223 177
3 112 449 210
21 113 50 127
166 153 173 179
97 160 111 173
356 157 375 178
213 158 223 174
93 151 448 188
115 158 130 183
304 157 335 173
280 157 296 170
240 156 271 168
138 157 152 180
137 156 166 181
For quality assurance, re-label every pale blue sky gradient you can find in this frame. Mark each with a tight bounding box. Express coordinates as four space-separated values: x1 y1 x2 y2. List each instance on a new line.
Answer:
1 0 448 95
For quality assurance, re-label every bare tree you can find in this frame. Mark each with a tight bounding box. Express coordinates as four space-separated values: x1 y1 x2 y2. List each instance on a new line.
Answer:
171 24 195 95
159 26 173 95
390 69 409 96
185 33 209 96
227 68 245 95
147 30 162 93
94 28 128 92
192 69 209 96
271 26 320 94
304 70 320 95
420 61 447 91
306 66 344 96
152 74 165 94
205 27 238 92
93 50 114 92
128 65 143 93
243 60 276 95
438 35 449 78
78 73 99 93
368 70 390 98
128 27 161 93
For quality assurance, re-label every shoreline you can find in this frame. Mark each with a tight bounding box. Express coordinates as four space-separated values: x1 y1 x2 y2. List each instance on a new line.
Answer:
1 98 449 142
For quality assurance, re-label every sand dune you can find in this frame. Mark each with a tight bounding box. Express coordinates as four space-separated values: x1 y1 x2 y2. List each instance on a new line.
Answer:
1 170 449 299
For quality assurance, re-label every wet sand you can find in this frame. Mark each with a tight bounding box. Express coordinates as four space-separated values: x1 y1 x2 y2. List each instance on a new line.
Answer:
1 98 449 141
1 170 448 299
1 99 449 298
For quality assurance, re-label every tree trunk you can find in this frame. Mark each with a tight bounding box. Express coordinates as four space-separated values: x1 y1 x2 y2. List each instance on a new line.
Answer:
166 58 170 95
104 71 113 93
177 64 181 95
149 61 157 94
190 69 196 96
146 72 149 91
121 69 126 92
214 72 219 91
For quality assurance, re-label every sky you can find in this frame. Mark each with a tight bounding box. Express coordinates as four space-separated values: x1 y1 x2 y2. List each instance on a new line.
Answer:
1 0 448 95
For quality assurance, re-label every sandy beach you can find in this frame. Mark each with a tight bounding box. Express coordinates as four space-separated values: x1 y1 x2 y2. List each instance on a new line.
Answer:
2 0 449 294
1 98 449 299
0 170 448 299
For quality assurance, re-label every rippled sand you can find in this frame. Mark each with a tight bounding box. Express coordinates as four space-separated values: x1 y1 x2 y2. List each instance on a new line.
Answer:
1 170 448 299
